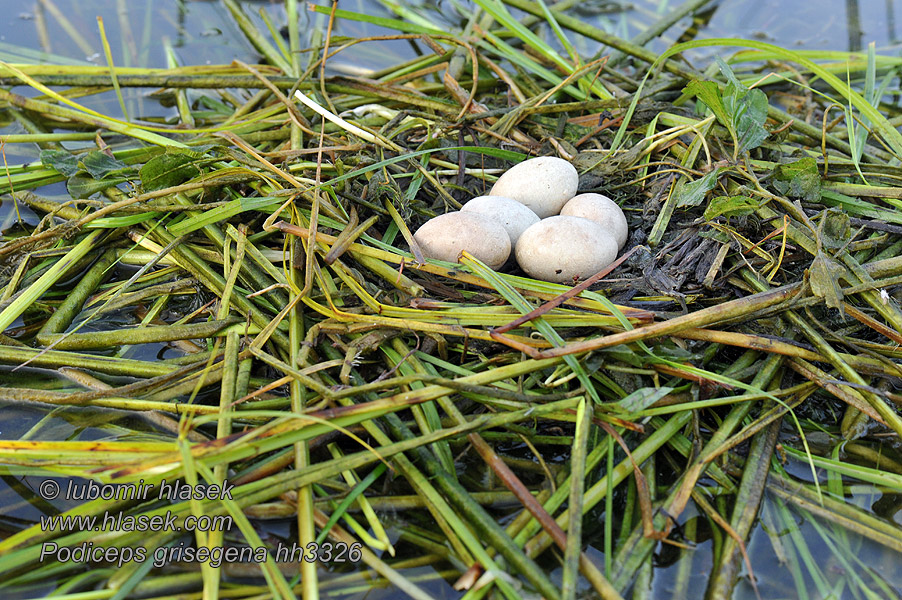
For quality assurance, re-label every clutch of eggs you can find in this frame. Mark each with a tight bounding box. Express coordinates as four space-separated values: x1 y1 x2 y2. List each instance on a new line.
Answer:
413 156 627 283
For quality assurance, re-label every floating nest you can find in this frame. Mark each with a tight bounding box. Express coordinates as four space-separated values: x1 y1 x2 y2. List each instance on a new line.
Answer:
1 1 902 599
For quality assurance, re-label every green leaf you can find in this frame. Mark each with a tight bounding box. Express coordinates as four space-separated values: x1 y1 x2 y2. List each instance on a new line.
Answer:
820 209 851 250
684 58 768 156
40 149 79 177
698 229 731 243
139 148 213 192
704 195 759 220
773 157 822 201
599 346 645 368
79 150 131 179
615 387 673 413
685 80 731 129
719 62 768 154
809 251 845 310
822 189 902 224
674 167 722 208
197 95 235 116
169 196 283 235
85 212 160 229
67 173 129 199
733 87 769 154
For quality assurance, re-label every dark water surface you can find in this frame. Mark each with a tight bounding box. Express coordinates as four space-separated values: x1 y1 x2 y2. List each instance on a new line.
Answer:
2 1 902 599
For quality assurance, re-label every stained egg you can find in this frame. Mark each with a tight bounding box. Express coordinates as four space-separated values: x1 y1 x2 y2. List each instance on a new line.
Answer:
560 193 628 249
461 195 540 246
413 212 511 268
515 216 618 283
489 157 578 218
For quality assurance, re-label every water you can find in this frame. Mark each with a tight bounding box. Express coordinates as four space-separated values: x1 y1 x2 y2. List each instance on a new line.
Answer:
0 0 900 92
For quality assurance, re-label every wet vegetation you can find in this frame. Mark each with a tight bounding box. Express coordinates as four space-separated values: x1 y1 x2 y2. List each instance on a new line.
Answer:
1 0 902 598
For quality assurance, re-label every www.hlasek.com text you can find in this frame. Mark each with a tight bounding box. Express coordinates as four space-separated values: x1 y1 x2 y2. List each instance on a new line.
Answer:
41 509 232 534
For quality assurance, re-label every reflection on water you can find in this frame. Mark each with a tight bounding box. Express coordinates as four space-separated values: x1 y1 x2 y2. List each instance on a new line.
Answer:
0 0 898 131
1 1 901 71
692 0 897 51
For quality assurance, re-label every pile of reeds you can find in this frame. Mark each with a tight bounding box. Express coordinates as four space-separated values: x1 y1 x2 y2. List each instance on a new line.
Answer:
2 1 902 599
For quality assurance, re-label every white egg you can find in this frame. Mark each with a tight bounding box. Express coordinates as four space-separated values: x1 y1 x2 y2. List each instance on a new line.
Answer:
560 193 628 249
461 195 540 245
413 212 510 269
489 157 578 218
515 216 618 283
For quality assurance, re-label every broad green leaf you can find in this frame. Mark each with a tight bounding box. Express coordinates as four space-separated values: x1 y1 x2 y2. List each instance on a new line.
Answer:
704 195 759 220
820 209 851 250
599 346 645 368
733 87 769 154
773 157 821 201
40 149 79 177
809 251 845 310
139 148 214 192
674 167 722 208
685 80 731 129
684 58 769 156
79 150 131 180
716 57 768 154
67 174 129 199
615 387 674 413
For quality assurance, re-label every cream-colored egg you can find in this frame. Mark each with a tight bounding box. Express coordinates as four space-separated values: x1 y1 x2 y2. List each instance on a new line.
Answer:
461 195 540 245
414 212 510 269
515 216 618 283
560 193 628 249
489 157 578 218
